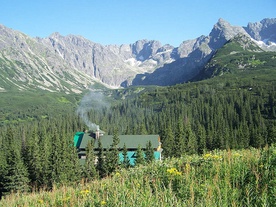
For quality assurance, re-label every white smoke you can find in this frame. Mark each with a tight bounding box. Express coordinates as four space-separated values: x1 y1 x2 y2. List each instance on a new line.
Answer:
76 89 109 130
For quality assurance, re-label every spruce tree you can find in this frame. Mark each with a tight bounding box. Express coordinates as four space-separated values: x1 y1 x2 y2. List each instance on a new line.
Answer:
49 127 66 186
24 127 43 188
122 143 130 168
162 124 174 158
195 121 206 154
106 129 120 174
267 122 276 145
186 121 198 155
145 141 155 163
0 143 7 198
174 118 186 157
3 127 30 194
96 139 107 178
135 145 145 165
39 126 52 188
84 140 98 181
69 145 82 182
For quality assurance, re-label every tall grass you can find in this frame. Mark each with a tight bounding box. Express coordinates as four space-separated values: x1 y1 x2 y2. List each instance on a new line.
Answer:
1 146 275 207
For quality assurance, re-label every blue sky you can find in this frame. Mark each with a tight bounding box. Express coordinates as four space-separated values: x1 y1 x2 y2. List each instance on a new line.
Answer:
1 0 275 46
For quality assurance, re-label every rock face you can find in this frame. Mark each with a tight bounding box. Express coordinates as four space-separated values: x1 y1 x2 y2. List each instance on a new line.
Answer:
132 18 276 86
0 18 275 92
38 35 177 87
244 18 276 51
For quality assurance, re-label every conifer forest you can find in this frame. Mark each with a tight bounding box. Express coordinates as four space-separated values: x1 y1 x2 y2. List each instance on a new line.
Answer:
0 51 276 206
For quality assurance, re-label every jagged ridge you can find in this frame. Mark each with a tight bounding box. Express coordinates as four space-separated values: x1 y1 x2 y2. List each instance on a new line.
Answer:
0 18 275 92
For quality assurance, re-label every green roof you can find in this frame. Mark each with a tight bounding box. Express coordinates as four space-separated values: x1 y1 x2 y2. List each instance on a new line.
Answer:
74 132 84 147
78 132 160 149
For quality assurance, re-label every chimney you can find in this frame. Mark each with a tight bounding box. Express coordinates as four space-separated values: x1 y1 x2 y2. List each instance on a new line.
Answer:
95 126 100 139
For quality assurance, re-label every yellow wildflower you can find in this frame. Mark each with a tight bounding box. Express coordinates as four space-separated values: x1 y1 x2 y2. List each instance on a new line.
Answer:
212 155 222 160
38 199 44 204
233 152 242 157
167 167 182 176
185 163 190 171
203 153 212 160
101 200 107 205
80 189 90 196
203 153 222 161
62 196 71 202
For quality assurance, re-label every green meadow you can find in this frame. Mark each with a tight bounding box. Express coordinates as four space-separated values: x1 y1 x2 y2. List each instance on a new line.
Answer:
1 146 275 207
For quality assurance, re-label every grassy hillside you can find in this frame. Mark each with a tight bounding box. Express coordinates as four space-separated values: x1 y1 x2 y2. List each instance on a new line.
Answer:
1 146 275 207
0 91 83 126
195 35 276 80
0 35 275 206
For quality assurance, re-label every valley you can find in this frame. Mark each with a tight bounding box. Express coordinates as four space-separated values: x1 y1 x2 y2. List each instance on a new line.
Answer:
0 17 275 206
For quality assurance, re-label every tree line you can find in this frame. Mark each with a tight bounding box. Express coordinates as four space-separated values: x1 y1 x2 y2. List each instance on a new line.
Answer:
0 117 155 198
0 75 275 198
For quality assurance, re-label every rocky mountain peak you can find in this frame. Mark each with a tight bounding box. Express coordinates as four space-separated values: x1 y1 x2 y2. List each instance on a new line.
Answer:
229 34 263 52
209 18 248 50
0 18 275 92
215 18 231 29
245 18 276 42
131 39 163 60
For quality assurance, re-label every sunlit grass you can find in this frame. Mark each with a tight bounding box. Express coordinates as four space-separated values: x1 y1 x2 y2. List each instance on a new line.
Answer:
1 146 275 207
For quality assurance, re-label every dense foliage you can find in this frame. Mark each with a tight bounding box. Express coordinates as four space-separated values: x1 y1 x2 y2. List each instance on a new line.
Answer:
1 147 275 206
0 40 275 203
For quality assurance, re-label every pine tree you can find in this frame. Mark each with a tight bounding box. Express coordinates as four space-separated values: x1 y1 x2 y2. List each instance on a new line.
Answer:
0 141 7 198
106 129 120 174
84 140 98 181
186 121 198 155
135 145 145 165
267 122 276 145
145 141 155 163
162 124 174 158
49 127 67 186
39 126 52 188
174 118 186 157
122 143 130 168
24 127 43 188
68 145 82 182
3 127 30 194
96 139 107 178
195 121 206 154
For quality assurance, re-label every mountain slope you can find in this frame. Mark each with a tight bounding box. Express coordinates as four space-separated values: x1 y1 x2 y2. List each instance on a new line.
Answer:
0 25 96 93
194 34 276 80
131 18 276 86
0 18 275 92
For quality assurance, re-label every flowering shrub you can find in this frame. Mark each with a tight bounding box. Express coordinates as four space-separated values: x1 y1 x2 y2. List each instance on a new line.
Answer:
203 153 222 161
1 147 274 207
167 167 182 176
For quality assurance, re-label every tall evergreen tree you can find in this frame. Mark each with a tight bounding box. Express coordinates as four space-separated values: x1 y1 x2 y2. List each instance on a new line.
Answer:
24 127 43 188
145 141 155 163
174 118 186 157
0 141 7 198
84 140 98 181
267 122 276 145
2 127 30 194
195 121 206 154
39 126 52 188
162 124 174 158
122 143 130 168
106 129 120 174
96 139 107 178
49 127 67 186
186 121 198 155
135 145 145 165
